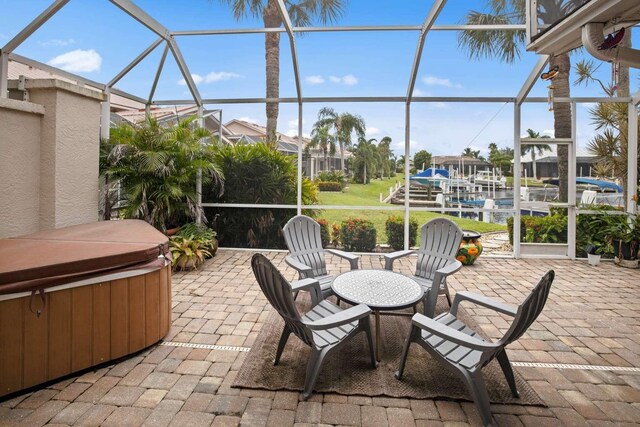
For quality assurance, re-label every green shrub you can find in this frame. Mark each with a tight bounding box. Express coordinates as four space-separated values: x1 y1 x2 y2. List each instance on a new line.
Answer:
331 223 341 247
507 215 567 244
177 223 218 258
316 218 331 247
316 170 346 185
317 181 342 192
340 218 377 252
203 142 319 248
385 215 418 250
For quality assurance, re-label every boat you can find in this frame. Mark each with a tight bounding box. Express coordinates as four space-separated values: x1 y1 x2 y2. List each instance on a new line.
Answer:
472 170 507 189
409 168 450 188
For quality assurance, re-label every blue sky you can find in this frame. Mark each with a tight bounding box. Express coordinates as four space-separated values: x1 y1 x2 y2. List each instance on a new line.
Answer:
1 0 638 158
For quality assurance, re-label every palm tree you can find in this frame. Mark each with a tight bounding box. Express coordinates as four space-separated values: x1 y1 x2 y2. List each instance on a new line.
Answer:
105 115 224 231
522 129 551 180
353 137 380 184
218 0 347 145
314 107 366 171
377 136 393 178
458 0 574 202
307 124 336 171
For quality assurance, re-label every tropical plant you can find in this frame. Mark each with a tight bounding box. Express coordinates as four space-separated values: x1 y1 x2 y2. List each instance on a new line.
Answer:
522 129 551 180
316 170 346 185
458 0 572 202
177 222 218 257
462 147 482 159
170 235 212 271
352 137 380 184
307 124 336 171
377 136 394 178
488 142 514 175
103 115 223 231
340 217 377 252
385 215 418 250
413 150 432 172
314 107 366 171
218 0 347 145
204 142 318 248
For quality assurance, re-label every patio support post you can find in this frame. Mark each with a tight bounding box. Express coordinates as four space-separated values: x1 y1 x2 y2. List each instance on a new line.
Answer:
197 106 204 225
568 102 577 259
100 88 111 141
297 103 303 215
404 104 411 250
404 0 447 250
148 43 169 104
0 52 7 99
513 103 522 258
275 0 303 215
628 101 638 215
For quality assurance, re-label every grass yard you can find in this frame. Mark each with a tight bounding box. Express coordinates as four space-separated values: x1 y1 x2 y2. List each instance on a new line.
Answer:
316 177 506 244
506 176 546 187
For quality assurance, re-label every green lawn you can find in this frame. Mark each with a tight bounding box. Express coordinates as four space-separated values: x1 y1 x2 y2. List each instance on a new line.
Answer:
506 176 546 187
316 177 506 244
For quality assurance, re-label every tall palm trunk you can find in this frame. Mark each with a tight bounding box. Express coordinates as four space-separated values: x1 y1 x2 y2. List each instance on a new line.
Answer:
551 54 572 202
263 0 281 148
532 150 537 180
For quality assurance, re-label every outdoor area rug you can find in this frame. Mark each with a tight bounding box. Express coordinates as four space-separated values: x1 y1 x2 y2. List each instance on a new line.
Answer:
233 297 544 406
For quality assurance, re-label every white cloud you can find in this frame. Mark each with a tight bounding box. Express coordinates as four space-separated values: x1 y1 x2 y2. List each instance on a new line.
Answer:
178 74 204 86
542 129 555 137
204 71 241 82
367 126 380 136
178 71 241 86
429 102 449 109
329 74 359 85
237 116 263 125
39 38 75 47
305 75 325 85
422 75 462 89
47 49 101 72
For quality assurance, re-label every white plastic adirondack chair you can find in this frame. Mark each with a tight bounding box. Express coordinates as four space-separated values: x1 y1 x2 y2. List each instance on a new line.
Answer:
395 270 555 427
251 253 376 399
283 215 359 299
384 218 464 317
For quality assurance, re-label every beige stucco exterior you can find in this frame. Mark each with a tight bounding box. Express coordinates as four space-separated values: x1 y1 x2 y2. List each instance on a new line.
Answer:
0 79 103 238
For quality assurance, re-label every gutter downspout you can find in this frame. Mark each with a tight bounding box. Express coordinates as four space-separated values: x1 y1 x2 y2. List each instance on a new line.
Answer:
582 23 640 68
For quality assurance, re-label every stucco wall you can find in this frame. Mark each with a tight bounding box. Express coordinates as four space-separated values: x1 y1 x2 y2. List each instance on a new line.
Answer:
0 98 44 238
0 79 103 237
27 80 103 230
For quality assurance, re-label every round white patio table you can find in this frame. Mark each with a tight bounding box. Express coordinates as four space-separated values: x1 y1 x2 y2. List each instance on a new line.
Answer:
331 269 423 361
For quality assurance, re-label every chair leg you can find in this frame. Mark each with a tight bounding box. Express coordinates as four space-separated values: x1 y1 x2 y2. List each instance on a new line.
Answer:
444 284 452 307
496 350 519 398
463 371 494 427
395 325 418 380
274 326 291 366
360 318 377 368
422 291 437 318
303 347 329 400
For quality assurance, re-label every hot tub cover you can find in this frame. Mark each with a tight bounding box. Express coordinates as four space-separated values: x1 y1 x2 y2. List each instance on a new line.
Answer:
0 220 170 294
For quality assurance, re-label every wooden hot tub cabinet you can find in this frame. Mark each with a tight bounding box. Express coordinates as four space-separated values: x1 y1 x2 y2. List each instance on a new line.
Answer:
0 221 172 398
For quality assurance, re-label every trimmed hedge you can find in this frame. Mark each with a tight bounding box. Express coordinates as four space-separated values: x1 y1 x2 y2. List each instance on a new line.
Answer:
385 215 418 250
317 181 342 192
340 217 377 252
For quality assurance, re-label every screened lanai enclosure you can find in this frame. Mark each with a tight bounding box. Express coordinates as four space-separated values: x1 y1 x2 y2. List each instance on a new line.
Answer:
1 0 638 259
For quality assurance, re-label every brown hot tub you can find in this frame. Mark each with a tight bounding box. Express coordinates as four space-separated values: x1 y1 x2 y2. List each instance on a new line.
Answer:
0 220 172 398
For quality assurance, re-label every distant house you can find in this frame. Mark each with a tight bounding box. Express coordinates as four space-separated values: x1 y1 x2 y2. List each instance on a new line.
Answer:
431 156 493 174
225 119 346 178
518 147 598 179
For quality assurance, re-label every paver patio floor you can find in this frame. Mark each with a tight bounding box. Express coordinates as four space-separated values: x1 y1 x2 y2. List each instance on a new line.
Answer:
1 249 639 426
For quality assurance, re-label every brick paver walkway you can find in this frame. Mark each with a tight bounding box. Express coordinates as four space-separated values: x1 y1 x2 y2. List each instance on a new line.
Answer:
1 249 639 426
